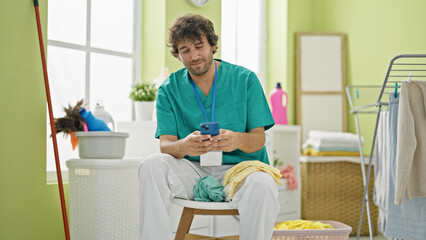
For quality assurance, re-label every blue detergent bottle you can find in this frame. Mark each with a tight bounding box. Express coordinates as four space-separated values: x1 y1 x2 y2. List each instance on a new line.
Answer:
79 107 111 131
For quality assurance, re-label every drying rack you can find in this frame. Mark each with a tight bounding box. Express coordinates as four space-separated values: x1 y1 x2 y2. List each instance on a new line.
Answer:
346 54 426 240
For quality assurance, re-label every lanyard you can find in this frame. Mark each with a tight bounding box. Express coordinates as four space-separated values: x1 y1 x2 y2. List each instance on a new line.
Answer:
189 61 217 122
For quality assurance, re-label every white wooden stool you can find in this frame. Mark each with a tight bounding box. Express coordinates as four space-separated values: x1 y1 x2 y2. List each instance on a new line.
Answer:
172 198 239 240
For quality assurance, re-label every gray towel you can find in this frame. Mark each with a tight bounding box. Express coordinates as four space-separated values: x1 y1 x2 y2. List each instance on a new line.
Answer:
395 80 426 205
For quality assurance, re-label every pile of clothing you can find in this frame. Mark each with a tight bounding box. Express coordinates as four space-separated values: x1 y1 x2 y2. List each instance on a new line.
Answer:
302 130 362 156
274 220 333 230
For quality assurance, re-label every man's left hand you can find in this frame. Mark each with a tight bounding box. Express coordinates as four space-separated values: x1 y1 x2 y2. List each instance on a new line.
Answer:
209 127 266 153
209 129 240 152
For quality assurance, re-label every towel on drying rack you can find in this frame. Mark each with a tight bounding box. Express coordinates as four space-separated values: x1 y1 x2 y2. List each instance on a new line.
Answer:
395 80 426 205
381 91 426 240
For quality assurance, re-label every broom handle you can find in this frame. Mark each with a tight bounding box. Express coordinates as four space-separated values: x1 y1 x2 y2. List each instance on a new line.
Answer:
33 1 71 239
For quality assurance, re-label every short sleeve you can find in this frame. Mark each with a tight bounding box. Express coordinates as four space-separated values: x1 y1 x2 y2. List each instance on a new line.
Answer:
246 73 275 131
155 86 178 138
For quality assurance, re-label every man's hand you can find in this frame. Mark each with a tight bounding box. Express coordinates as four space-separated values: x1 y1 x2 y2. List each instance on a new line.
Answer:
209 129 239 152
159 126 265 157
159 131 213 158
209 126 265 153
181 131 214 156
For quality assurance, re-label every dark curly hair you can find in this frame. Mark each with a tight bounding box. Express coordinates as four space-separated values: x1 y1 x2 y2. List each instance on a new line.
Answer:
168 14 218 58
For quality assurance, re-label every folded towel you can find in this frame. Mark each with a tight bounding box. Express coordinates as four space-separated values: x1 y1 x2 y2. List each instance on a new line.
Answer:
303 145 360 152
193 175 224 202
303 147 360 156
308 130 363 145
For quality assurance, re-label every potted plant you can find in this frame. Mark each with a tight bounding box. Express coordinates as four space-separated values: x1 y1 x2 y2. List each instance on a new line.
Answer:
129 82 157 121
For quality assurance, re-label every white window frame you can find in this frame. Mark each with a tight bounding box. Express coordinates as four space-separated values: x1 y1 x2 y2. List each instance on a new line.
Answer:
221 0 267 88
46 0 142 183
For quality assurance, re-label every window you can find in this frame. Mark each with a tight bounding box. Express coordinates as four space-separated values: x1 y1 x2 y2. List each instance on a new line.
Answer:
221 0 266 86
46 0 142 181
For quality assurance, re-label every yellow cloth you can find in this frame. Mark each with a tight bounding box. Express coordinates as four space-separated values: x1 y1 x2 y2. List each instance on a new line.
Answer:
274 220 333 230
303 147 360 156
223 160 282 198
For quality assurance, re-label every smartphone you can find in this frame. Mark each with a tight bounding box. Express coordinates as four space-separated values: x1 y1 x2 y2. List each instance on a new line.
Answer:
200 122 220 136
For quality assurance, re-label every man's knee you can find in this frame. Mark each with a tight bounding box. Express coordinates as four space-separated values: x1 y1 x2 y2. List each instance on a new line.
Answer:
138 153 173 177
247 172 278 194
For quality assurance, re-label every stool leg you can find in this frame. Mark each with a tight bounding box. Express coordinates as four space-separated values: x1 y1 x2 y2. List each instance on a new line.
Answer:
175 207 195 240
217 236 239 240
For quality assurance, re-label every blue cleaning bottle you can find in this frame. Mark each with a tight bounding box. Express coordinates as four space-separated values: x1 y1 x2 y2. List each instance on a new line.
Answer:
78 107 111 131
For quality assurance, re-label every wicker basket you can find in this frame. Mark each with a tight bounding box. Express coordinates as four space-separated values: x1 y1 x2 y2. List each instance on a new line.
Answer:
300 156 378 236
272 220 352 240
67 159 141 240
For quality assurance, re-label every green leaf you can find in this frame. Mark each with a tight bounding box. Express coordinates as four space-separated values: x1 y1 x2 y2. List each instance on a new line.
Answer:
129 82 157 101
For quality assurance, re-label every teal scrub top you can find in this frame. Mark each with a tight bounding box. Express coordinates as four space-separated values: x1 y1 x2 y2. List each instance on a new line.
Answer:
155 59 275 164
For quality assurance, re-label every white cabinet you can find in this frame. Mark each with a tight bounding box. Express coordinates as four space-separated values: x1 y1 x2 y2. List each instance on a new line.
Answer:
118 122 301 237
267 125 301 222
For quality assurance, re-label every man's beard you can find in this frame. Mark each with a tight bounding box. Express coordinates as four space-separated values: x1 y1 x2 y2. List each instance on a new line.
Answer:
187 51 214 77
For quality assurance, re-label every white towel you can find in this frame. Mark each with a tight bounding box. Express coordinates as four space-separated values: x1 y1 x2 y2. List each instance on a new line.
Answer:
395 80 426 205
374 111 390 211
302 138 360 150
307 130 363 145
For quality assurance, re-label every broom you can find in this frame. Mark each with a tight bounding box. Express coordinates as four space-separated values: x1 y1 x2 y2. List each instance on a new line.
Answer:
32 0 71 239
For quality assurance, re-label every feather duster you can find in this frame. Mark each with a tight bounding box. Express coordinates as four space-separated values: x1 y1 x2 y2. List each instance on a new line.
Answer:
54 99 86 135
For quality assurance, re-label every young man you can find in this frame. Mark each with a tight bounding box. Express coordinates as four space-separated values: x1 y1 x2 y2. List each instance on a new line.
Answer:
138 14 279 240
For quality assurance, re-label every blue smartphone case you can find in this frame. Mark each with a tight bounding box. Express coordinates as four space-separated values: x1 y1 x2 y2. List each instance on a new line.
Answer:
200 122 220 136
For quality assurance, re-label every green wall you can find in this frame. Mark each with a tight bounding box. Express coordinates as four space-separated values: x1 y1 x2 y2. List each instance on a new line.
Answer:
3 0 426 239
141 0 166 83
294 0 426 152
271 0 314 125
0 1 221 239
0 1 69 239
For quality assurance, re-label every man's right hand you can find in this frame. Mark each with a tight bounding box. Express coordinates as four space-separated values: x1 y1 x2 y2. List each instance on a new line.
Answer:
159 131 213 159
181 131 213 156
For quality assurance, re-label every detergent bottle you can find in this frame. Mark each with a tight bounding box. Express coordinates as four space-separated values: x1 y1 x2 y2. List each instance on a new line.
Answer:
92 101 115 131
79 107 111 131
269 82 288 125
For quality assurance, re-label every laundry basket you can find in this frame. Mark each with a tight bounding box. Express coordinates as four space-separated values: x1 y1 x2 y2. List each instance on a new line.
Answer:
300 156 377 236
66 159 141 240
272 220 352 240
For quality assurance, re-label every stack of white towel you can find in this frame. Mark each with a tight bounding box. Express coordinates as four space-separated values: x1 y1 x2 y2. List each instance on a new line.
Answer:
302 130 362 156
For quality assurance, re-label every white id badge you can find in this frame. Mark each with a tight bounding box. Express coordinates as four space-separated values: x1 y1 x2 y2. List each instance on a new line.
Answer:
200 151 223 166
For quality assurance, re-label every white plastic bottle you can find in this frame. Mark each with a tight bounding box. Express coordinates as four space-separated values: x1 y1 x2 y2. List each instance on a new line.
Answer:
92 101 115 131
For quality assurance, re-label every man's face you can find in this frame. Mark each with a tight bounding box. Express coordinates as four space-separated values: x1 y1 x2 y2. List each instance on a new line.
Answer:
177 34 216 77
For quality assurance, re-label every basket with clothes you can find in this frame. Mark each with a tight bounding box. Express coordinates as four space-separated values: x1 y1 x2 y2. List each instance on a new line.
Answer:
272 220 352 240
300 130 377 236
